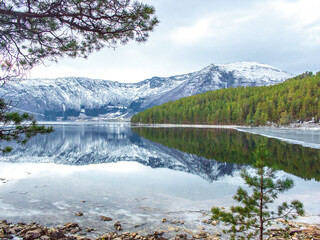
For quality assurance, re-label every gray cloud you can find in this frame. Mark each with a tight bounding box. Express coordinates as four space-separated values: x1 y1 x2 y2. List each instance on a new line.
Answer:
31 0 320 82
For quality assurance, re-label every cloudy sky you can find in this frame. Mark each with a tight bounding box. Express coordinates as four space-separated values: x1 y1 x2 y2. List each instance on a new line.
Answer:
30 0 320 83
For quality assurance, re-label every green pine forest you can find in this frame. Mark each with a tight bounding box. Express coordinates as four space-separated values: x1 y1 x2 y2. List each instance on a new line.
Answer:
131 72 320 125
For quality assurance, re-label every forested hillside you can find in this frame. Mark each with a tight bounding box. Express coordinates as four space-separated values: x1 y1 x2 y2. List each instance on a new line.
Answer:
131 72 320 125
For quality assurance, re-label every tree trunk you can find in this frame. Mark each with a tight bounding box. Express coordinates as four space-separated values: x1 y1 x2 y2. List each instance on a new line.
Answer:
259 164 264 240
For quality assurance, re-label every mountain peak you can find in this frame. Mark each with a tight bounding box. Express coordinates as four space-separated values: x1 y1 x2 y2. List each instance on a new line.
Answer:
0 62 293 121
203 61 286 73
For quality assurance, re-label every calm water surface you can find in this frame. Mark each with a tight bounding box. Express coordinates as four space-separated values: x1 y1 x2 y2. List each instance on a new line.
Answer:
0 123 319 236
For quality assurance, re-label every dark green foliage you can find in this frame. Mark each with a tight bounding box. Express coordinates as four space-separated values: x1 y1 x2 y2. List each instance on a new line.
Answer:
133 127 320 181
0 98 53 153
0 0 159 82
211 145 304 240
131 73 320 125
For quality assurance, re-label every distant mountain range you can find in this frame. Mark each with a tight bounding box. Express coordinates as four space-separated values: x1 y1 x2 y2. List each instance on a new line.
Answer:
0 61 292 121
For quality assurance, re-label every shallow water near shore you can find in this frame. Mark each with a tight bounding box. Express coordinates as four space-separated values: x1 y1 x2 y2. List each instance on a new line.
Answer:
0 122 319 236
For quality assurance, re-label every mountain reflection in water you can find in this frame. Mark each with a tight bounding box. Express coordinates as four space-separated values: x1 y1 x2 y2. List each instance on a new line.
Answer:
2 123 320 181
133 127 320 181
2 124 239 182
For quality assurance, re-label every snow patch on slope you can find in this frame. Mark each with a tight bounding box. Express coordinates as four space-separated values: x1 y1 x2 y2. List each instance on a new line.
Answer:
0 62 293 120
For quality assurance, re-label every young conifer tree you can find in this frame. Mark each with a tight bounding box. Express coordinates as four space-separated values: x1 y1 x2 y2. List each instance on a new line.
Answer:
211 144 304 240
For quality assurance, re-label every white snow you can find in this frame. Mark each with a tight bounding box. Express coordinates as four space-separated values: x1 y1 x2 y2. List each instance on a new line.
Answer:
215 61 291 83
0 62 293 120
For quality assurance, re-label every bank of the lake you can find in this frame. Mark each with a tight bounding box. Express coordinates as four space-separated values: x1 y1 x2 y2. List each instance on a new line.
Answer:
1 217 320 240
131 122 320 130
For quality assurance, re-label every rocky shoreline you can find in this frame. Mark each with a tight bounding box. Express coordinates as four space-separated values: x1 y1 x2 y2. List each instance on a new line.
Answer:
1 219 319 240
131 121 320 130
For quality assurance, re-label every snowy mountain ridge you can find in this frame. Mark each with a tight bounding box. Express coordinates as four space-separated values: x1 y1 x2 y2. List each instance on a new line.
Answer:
0 61 292 120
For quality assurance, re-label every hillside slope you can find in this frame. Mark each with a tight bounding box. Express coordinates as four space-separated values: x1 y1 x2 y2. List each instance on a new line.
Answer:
131 72 320 125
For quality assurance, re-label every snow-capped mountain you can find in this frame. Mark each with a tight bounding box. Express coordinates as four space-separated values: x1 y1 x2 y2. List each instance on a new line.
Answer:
2 124 241 182
0 61 292 120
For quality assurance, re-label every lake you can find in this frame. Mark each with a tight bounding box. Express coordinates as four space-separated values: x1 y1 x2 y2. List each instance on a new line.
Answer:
0 123 319 237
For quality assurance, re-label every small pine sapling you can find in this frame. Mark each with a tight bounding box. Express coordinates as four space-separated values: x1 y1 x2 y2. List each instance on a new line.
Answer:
211 144 304 240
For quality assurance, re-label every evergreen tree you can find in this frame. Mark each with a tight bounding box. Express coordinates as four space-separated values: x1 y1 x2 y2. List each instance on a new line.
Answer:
211 145 304 240
279 111 290 125
0 99 53 153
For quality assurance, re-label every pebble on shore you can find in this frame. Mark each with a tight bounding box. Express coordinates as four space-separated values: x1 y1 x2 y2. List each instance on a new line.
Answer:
0 219 319 240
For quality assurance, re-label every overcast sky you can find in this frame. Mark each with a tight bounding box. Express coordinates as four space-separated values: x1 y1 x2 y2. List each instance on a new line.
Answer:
30 0 320 83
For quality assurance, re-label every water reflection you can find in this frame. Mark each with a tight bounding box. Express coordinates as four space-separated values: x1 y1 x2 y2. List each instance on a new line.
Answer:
132 127 320 181
2 123 320 181
2 123 240 182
